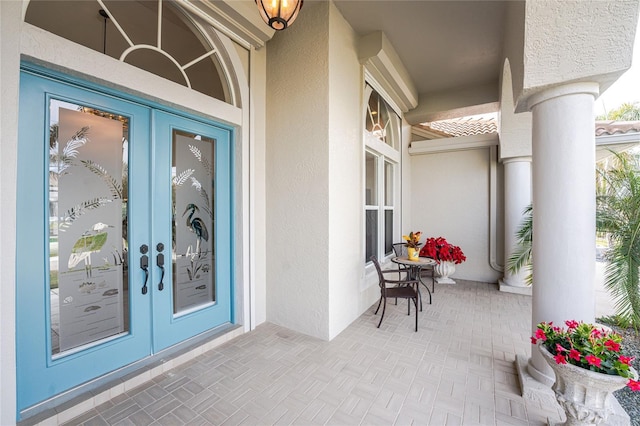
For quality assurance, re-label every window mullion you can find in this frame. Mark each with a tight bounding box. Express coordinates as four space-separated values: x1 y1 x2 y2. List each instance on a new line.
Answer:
377 155 385 259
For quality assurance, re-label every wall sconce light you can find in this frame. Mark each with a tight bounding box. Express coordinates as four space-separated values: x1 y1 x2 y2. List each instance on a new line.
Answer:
255 0 303 31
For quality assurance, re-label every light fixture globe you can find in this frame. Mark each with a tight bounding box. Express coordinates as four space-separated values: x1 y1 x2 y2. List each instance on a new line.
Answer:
255 0 303 31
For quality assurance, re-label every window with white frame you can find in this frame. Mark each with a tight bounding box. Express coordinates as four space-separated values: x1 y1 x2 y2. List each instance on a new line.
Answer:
364 84 401 264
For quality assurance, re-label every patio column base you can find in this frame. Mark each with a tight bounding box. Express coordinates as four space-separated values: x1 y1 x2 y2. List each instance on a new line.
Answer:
516 355 631 425
498 279 531 295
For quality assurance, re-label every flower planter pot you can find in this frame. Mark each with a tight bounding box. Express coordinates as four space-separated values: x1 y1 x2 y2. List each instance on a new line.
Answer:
434 260 456 284
539 344 636 425
407 247 419 261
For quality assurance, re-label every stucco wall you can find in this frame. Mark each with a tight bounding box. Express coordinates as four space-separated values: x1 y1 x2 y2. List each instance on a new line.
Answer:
327 3 368 339
502 1 525 107
265 1 331 339
265 2 390 340
411 148 502 283
521 1 638 101
0 2 20 423
499 59 532 160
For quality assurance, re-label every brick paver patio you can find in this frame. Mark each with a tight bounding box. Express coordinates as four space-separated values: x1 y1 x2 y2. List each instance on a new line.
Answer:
54 280 569 425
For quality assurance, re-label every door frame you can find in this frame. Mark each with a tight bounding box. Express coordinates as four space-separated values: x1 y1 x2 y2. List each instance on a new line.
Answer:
15 63 240 420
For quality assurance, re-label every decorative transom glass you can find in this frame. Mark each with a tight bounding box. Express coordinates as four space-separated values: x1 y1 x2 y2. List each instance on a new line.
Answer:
25 0 234 104
365 87 401 149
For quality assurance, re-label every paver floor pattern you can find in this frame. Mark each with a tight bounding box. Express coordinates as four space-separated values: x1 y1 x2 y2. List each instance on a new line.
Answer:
64 280 563 425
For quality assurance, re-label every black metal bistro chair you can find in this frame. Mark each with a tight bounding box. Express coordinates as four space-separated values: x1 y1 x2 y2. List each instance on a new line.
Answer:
371 256 420 332
392 243 411 273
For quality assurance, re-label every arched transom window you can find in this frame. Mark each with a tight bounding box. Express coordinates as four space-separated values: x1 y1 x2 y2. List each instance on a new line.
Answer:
25 0 235 105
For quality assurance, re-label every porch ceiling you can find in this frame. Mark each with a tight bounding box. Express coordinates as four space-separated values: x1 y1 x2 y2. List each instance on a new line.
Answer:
333 0 507 103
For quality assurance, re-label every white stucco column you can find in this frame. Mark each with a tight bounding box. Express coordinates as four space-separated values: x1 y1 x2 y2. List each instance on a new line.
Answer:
0 1 21 424
526 82 598 384
499 157 531 292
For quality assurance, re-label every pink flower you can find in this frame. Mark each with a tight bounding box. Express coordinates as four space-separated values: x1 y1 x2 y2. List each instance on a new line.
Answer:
619 355 635 366
554 354 567 364
591 328 602 339
628 379 640 392
530 337 538 344
569 349 581 362
565 320 579 330
555 344 567 353
585 354 602 367
535 329 547 341
604 339 621 352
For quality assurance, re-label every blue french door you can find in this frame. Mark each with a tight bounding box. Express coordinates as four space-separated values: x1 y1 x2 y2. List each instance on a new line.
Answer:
151 111 232 350
16 67 232 417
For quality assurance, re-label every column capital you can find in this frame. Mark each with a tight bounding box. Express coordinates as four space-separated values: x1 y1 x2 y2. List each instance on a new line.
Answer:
527 82 599 111
501 156 532 165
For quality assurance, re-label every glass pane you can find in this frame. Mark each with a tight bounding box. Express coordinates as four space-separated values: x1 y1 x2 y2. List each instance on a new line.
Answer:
380 103 390 146
384 209 393 256
365 152 378 205
161 2 227 101
388 111 401 150
49 100 129 355
26 1 228 102
364 86 401 150
366 90 379 133
172 131 216 314
384 161 394 206
366 210 378 263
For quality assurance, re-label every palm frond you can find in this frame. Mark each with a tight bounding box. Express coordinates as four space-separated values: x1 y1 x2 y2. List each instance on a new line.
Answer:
62 126 90 159
80 160 122 199
173 169 194 186
49 126 91 176
58 197 112 231
507 245 531 275
189 144 213 176
596 150 640 329
506 204 533 284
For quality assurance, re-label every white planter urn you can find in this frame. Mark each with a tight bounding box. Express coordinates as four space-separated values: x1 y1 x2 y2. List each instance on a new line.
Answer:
539 345 636 426
434 261 456 284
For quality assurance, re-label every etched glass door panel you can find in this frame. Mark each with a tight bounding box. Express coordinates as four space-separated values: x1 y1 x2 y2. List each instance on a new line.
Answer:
17 67 233 417
49 101 129 355
17 69 152 415
152 110 232 352
173 131 216 314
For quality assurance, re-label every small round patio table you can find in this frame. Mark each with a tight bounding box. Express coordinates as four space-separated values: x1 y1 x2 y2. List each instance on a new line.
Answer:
392 256 436 307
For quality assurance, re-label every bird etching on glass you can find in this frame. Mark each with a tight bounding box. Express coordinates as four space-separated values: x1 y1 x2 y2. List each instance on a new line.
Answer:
68 222 113 277
182 203 209 255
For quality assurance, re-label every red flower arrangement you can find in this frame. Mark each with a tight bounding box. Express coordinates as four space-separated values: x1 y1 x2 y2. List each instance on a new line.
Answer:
532 321 639 392
419 237 466 264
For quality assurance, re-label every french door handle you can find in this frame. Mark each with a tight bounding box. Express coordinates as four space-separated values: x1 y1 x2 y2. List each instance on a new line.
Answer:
140 244 149 295
156 243 165 291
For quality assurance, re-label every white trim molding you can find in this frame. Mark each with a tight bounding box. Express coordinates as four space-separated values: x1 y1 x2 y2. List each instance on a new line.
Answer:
358 31 418 113
596 132 640 146
177 0 275 49
409 133 499 155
